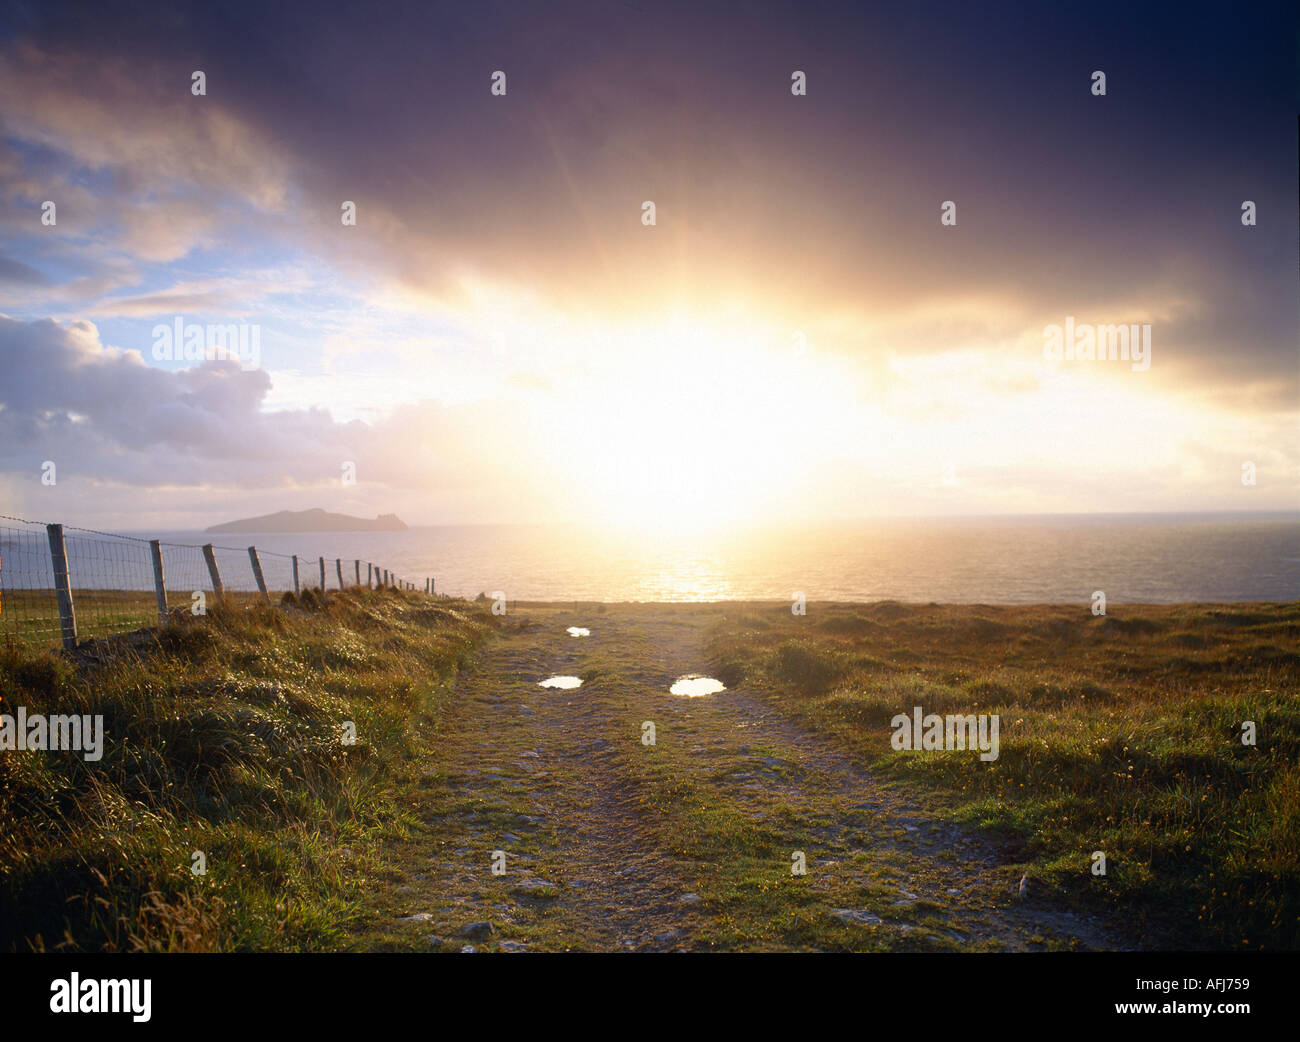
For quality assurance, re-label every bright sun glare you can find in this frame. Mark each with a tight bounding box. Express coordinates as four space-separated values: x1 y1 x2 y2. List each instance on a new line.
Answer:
540 314 854 530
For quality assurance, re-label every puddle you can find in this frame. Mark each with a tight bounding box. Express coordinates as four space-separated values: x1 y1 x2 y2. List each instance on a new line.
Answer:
538 675 583 689
669 675 726 697
566 627 591 637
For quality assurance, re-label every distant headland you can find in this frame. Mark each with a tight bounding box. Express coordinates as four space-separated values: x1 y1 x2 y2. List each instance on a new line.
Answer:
205 508 408 534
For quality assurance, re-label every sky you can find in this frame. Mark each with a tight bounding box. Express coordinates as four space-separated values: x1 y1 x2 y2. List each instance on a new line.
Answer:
0 0 1296 531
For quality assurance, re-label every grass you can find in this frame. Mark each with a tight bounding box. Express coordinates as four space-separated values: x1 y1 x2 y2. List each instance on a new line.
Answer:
0 586 491 952
0 588 284 646
707 600 1300 950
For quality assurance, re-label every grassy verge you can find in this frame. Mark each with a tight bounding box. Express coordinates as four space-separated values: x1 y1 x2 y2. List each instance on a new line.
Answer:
0 587 490 952
707 601 1300 950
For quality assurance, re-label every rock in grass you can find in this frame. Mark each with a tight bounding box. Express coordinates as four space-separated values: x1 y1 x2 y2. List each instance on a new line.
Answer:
459 921 494 939
397 912 433 922
832 908 883 926
510 878 558 898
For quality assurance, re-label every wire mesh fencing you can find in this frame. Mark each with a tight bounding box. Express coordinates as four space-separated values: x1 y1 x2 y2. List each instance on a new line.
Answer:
62 526 159 640
0 514 433 651
158 541 215 614
256 550 297 596
0 516 63 646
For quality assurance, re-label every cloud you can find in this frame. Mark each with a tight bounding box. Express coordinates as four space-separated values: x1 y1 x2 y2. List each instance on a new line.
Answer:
0 3 1294 527
0 5 1291 406
0 254 50 285
0 315 555 524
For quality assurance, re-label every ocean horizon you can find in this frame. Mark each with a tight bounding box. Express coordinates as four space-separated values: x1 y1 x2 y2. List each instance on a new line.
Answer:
100 511 1300 605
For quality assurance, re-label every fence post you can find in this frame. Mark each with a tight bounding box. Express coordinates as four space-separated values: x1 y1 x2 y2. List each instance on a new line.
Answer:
336 558 344 589
292 554 300 595
367 563 372 588
355 559 361 587
46 523 78 651
431 577 435 596
202 544 224 597
248 546 269 601
319 557 326 590
150 539 168 625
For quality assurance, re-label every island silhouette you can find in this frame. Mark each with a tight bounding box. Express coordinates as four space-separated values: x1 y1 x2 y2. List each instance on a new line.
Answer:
205 508 408 534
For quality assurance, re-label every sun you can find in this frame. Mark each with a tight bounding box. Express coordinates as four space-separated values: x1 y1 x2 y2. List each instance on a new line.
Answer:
527 311 860 531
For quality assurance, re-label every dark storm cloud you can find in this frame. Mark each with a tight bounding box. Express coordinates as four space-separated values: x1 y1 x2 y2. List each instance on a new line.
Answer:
1 0 1295 393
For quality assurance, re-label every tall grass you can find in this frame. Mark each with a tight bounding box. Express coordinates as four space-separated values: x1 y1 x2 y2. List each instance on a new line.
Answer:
0 587 490 952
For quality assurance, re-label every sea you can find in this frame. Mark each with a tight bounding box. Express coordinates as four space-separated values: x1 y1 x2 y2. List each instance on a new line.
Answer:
118 512 1300 604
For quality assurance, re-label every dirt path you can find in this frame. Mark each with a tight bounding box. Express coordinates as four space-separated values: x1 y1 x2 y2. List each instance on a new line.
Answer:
359 604 1126 952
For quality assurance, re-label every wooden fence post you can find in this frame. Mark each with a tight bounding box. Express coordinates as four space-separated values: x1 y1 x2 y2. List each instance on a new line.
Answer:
150 539 168 624
355 559 361 587
202 543 224 597
248 546 269 601
46 523 78 650
336 558 344 589
292 554 300 595
318 557 326 590
367 562 373 588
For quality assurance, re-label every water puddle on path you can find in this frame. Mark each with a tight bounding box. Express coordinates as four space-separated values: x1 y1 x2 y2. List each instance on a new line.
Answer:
539 675 583 689
669 675 726 697
566 627 591 637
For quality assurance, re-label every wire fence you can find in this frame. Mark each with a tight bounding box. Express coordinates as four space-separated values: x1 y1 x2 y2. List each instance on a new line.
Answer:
0 514 436 651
